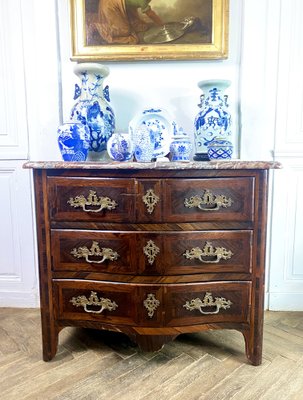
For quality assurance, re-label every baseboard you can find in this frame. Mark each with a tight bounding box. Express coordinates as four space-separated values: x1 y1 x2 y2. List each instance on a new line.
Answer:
0 291 39 308
269 293 303 311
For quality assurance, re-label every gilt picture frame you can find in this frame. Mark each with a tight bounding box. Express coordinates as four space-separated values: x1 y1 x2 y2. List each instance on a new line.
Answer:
69 0 229 61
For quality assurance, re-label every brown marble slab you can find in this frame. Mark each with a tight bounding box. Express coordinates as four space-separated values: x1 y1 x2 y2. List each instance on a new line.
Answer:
23 160 282 170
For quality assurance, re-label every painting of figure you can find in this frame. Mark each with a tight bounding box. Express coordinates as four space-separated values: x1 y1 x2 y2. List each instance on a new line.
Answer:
70 0 228 61
85 0 213 46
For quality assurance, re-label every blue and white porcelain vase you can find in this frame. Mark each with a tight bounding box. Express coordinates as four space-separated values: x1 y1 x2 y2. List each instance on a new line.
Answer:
129 108 174 160
207 138 233 160
57 122 90 161
194 80 232 161
70 63 115 161
170 129 192 162
132 125 155 163
107 132 133 161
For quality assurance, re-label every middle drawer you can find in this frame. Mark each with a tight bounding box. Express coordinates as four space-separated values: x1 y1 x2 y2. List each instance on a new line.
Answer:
51 230 253 275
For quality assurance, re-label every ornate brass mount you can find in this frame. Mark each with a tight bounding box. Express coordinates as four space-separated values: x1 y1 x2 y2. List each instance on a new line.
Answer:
184 189 232 211
142 188 160 214
183 292 232 315
70 291 118 314
67 190 118 213
70 241 119 264
143 294 160 318
143 240 160 265
183 241 233 264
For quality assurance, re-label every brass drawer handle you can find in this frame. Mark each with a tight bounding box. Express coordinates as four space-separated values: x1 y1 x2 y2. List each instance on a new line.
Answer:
143 240 160 265
183 241 233 264
143 294 160 318
183 292 232 315
67 190 118 213
184 189 232 211
142 188 160 214
71 241 119 264
70 291 118 314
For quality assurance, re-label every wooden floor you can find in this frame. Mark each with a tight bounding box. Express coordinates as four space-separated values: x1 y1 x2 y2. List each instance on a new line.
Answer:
0 309 303 400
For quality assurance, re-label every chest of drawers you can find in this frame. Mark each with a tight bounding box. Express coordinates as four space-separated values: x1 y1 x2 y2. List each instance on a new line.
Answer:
25 160 280 365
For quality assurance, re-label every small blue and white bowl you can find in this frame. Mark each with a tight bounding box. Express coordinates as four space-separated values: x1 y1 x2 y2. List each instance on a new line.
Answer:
107 133 133 162
57 122 90 161
207 138 233 160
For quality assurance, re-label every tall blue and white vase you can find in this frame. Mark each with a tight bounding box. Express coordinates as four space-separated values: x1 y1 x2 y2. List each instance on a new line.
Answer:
70 63 115 161
194 80 232 161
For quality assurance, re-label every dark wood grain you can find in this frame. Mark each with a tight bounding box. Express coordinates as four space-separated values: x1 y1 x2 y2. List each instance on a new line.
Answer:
30 166 271 364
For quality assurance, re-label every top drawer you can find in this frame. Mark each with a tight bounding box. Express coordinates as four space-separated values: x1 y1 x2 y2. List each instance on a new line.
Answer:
48 177 135 222
47 176 255 224
162 177 254 223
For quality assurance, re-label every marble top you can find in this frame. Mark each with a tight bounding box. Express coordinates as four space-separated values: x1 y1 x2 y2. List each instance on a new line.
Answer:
23 160 282 170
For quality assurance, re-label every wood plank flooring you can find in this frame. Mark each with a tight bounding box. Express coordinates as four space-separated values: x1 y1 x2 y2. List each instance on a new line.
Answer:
0 309 302 399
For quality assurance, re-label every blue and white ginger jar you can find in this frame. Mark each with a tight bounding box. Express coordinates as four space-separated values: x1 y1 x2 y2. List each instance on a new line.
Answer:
57 122 90 161
170 129 192 162
107 133 133 161
194 80 232 159
70 63 115 160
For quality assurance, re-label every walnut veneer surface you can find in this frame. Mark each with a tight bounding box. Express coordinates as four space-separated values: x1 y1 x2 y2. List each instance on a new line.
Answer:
24 160 281 365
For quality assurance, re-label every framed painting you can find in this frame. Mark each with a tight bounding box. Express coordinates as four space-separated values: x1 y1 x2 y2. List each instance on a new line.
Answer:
69 0 229 61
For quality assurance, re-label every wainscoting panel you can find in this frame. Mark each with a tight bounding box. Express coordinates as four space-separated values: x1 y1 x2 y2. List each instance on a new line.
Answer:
0 0 28 159
269 161 303 310
0 161 38 306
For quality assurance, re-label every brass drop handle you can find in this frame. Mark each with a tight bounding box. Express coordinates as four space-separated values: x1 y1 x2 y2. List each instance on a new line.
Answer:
70 291 118 314
70 241 119 264
183 292 232 315
184 189 232 211
183 241 233 264
67 190 118 213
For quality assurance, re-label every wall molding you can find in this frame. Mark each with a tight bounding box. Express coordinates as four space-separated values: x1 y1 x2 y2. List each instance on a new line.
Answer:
0 291 38 308
269 293 303 311
0 161 38 307
0 0 29 159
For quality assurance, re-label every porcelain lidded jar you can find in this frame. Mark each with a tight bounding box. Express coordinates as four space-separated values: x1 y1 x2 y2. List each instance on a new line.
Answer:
207 137 233 160
170 128 192 162
107 132 133 162
70 63 115 161
194 79 232 161
57 122 90 161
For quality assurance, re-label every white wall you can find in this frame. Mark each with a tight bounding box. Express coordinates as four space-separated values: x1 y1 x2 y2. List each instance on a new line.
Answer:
1 0 302 310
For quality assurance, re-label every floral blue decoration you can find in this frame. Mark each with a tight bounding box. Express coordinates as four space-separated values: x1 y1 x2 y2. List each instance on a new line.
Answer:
107 133 133 162
194 80 232 155
57 122 90 161
70 65 115 155
170 133 192 162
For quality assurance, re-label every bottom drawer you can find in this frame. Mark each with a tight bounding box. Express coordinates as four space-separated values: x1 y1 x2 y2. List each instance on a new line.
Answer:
54 280 162 326
164 281 251 326
54 280 251 328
